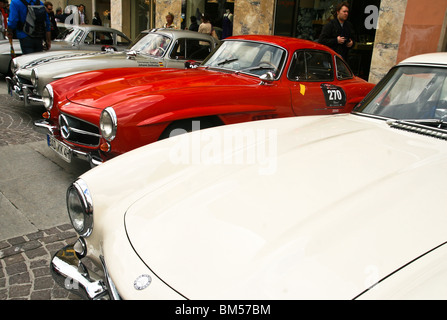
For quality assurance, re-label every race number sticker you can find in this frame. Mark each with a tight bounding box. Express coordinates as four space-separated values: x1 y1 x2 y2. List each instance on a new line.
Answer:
321 84 346 107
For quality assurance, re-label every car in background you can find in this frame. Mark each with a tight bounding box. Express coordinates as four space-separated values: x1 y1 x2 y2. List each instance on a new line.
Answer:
35 35 374 167
7 29 219 106
51 52 447 300
0 24 131 76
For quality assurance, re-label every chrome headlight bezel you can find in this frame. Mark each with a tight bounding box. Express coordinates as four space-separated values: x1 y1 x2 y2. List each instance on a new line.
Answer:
31 69 38 87
11 59 18 74
67 179 93 237
100 107 118 142
42 84 54 111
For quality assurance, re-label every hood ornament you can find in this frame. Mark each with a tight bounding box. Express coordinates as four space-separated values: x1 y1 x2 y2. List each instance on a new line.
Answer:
134 274 152 290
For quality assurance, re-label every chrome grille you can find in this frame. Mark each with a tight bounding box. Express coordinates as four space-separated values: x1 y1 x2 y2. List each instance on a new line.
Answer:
59 114 101 146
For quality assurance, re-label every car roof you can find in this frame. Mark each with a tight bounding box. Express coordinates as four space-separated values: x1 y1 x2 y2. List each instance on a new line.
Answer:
68 24 125 34
148 28 217 38
398 52 447 67
223 34 338 54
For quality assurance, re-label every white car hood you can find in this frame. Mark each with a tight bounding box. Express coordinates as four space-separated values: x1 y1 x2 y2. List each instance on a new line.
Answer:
120 114 447 299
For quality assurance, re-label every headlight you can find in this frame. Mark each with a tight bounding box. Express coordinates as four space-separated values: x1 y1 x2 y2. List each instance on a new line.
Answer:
100 107 117 141
42 84 54 111
67 179 93 237
11 59 18 74
31 69 38 87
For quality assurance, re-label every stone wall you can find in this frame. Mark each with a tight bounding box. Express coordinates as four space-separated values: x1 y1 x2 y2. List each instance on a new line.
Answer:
155 0 183 29
368 0 408 84
233 0 275 36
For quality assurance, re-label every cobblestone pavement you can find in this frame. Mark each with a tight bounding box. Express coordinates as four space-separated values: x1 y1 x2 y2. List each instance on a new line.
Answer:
0 85 82 300
0 225 81 300
0 93 45 146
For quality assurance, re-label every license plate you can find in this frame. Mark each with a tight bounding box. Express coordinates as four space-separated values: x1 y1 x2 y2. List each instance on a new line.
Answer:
47 135 72 163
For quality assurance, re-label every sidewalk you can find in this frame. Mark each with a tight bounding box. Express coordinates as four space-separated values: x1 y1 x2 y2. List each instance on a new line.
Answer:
0 224 80 300
0 79 91 299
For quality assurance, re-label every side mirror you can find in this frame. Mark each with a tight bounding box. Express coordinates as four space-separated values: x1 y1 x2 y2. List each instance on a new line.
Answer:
185 60 199 69
259 72 274 84
102 45 117 52
126 50 137 59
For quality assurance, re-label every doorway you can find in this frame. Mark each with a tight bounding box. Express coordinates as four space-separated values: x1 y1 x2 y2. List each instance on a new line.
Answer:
181 0 235 39
274 0 380 80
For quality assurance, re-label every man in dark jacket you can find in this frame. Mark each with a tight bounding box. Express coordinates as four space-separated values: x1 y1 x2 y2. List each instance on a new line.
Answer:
318 2 354 62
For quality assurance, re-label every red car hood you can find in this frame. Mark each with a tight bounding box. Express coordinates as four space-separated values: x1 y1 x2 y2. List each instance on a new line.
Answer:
65 67 259 110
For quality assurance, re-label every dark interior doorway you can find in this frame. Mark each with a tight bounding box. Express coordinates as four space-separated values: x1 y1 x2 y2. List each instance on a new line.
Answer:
274 0 381 80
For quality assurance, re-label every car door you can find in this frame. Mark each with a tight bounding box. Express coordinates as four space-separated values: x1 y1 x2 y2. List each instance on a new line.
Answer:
289 50 348 116
164 38 214 68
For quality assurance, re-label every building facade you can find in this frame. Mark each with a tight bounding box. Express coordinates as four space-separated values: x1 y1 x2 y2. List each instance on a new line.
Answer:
50 0 447 83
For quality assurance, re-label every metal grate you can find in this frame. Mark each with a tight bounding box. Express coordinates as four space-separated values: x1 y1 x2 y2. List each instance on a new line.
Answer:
59 113 101 146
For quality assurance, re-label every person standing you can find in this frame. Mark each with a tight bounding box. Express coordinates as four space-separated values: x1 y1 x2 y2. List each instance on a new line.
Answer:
198 13 218 40
318 1 354 62
163 12 177 29
78 4 87 24
7 0 52 54
0 0 8 40
92 11 101 25
44 1 58 40
188 15 198 31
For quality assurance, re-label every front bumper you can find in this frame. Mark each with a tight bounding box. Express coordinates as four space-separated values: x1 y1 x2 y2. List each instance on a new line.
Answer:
50 241 121 300
34 119 104 167
5 76 43 107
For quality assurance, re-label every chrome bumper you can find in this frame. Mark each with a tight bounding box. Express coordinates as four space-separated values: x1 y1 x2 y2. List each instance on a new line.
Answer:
34 119 104 167
50 243 110 300
5 76 43 106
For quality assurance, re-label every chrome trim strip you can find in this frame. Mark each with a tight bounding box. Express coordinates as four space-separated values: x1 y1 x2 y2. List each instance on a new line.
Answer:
100 256 122 300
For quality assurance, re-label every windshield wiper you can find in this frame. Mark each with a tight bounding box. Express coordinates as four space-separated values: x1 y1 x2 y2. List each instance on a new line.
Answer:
386 119 447 140
217 58 238 66
397 119 447 129
240 65 275 72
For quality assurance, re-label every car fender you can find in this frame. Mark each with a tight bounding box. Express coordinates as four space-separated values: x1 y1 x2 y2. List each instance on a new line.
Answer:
136 104 278 127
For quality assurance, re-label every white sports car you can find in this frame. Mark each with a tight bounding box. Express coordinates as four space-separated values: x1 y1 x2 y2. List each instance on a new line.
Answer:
51 52 447 300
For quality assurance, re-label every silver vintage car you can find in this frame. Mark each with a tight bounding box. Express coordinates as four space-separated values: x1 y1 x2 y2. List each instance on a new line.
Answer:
6 29 219 106
0 24 131 77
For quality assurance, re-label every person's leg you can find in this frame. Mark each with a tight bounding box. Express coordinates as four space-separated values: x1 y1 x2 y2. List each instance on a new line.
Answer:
19 37 44 54
19 38 34 54
31 37 43 52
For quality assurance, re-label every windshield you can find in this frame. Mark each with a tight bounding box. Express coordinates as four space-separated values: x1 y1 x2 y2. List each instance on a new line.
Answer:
130 33 172 57
354 66 447 121
202 40 287 79
55 28 82 42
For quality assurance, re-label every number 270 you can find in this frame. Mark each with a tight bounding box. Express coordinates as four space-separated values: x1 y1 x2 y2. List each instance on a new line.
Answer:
328 89 342 101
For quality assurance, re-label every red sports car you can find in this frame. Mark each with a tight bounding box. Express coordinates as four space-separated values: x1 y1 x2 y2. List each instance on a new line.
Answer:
35 35 375 166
